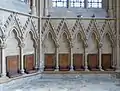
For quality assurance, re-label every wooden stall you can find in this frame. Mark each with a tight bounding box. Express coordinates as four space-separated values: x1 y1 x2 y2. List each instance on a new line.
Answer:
102 54 114 71
59 54 70 71
24 54 37 74
44 54 55 71
88 54 99 71
73 54 84 71
6 55 20 78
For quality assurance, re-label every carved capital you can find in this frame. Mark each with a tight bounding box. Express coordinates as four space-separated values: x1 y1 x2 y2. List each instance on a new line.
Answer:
56 44 60 48
33 43 38 48
19 43 25 48
0 42 7 49
84 42 88 48
98 42 103 48
70 42 73 48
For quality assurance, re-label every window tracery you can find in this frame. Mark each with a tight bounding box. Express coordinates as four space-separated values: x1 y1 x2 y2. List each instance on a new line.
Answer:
52 0 102 8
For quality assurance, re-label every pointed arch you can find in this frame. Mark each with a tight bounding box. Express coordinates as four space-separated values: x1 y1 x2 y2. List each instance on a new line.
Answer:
87 19 100 41
59 31 71 44
47 32 58 47
5 13 23 36
25 30 38 47
88 32 98 53
29 31 37 47
5 28 20 56
43 32 56 53
102 31 115 46
23 31 35 55
72 32 84 70
59 32 70 53
73 30 86 44
43 31 56 71
101 31 114 70
101 21 115 44
7 27 22 44
89 30 100 44
42 21 57 44
73 33 84 53
58 21 71 42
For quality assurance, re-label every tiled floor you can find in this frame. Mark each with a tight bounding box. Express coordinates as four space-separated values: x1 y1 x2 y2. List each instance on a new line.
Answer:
1 74 120 91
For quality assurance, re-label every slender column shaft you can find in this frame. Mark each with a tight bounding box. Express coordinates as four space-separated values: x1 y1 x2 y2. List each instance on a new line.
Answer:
44 0 49 16
98 44 104 71
31 0 36 15
1 43 7 77
84 46 89 71
19 43 25 74
108 0 113 17
34 45 38 69
70 47 74 71
55 46 59 71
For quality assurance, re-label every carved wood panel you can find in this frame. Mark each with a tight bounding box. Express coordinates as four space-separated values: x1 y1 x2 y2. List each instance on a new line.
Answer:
6 55 19 77
88 54 99 70
102 54 112 70
24 54 35 73
73 54 84 70
59 54 70 71
44 54 55 71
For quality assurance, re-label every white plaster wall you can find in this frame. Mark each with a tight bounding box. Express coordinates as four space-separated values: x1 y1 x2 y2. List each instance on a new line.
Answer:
73 34 84 53
102 34 112 53
88 34 98 54
5 31 19 56
59 33 70 53
44 33 56 53
23 32 34 55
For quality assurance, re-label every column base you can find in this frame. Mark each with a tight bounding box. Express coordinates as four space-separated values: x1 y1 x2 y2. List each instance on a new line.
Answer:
99 67 104 71
20 69 25 74
100 68 104 71
38 67 44 72
35 66 39 71
0 76 9 84
55 68 59 71
115 69 120 72
85 68 89 72
70 66 74 71
55 66 59 71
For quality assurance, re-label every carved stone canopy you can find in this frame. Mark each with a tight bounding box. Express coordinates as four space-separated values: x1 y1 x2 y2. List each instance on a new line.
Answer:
0 42 7 49
18 42 25 48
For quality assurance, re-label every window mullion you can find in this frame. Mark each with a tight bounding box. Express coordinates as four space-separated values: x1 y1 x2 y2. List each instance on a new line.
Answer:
67 0 70 8
85 0 88 8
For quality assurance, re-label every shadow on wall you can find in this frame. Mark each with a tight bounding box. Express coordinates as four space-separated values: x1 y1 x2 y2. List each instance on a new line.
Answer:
0 0 30 13
49 8 107 18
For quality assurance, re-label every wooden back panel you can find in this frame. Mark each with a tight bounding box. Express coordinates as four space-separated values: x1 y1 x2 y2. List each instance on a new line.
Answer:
24 54 34 71
6 55 19 75
102 54 112 70
59 54 70 68
88 54 98 69
45 54 55 68
73 54 83 68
